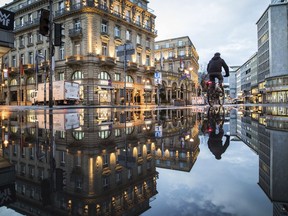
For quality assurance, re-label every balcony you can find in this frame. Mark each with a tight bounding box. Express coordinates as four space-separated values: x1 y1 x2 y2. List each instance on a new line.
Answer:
69 27 83 39
127 62 138 72
24 64 35 74
65 55 84 66
144 66 156 74
8 67 18 76
98 56 116 68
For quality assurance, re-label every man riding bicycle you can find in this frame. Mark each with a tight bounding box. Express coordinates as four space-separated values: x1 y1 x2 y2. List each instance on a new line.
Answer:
207 52 230 88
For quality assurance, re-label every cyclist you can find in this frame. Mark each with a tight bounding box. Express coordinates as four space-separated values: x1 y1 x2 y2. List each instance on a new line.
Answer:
207 52 230 89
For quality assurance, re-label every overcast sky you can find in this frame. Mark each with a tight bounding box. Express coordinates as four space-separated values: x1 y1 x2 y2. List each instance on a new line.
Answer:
1 0 271 68
149 0 271 69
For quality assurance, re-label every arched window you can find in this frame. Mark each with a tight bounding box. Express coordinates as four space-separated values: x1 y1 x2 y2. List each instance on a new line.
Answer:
27 77 35 84
72 131 85 140
72 71 84 80
98 71 110 80
98 130 111 139
126 75 133 83
125 126 134 135
10 79 18 86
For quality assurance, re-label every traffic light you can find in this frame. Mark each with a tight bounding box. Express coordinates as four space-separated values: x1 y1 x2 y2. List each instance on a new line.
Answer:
39 9 50 36
54 23 64 46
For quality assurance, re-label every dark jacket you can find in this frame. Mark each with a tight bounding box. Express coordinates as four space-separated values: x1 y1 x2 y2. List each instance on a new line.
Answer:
207 56 229 74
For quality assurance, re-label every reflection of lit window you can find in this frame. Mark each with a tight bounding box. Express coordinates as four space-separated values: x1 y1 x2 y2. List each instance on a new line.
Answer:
98 130 111 139
125 127 134 134
72 131 84 140
72 71 84 80
11 126 18 133
114 129 121 137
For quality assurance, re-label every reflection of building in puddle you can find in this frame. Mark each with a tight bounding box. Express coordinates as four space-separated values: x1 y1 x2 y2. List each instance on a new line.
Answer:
237 106 288 215
0 109 159 215
153 109 200 172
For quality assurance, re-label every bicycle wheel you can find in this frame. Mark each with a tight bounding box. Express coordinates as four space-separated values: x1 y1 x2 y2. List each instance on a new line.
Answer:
207 87 216 106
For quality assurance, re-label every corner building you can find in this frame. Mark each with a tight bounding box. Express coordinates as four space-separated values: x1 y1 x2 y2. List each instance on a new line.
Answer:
256 1 288 103
2 0 157 105
154 36 199 105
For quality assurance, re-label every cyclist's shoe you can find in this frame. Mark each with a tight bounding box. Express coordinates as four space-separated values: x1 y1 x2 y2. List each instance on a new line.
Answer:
223 74 229 77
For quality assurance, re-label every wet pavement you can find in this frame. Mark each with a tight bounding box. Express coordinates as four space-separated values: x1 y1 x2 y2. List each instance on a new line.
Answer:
0 105 286 216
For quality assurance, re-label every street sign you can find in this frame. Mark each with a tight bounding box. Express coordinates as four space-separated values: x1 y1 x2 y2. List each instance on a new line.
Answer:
117 43 135 57
154 71 162 85
116 49 135 57
155 125 162 137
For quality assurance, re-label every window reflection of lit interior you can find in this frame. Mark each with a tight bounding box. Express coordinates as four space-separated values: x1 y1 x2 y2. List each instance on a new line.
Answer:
98 130 111 139
72 131 84 140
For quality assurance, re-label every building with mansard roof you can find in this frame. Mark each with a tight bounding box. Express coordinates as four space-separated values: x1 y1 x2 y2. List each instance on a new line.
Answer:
1 0 157 106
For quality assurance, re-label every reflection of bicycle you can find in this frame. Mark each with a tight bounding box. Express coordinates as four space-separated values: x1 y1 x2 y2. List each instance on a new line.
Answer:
206 106 230 160
207 81 224 106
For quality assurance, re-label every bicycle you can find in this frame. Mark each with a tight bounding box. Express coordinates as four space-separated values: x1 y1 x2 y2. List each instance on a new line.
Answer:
206 80 225 106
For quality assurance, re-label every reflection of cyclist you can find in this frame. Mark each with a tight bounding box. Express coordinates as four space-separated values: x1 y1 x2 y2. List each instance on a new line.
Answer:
207 52 229 88
206 109 230 160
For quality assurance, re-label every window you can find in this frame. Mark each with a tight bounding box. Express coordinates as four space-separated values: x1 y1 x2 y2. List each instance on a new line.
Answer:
146 55 150 66
20 54 25 64
99 131 111 139
101 20 108 33
59 47 65 60
114 25 120 37
12 56 16 67
114 73 120 81
98 71 110 80
20 36 24 47
179 50 185 57
72 71 84 80
10 79 17 86
28 33 33 44
125 10 131 22
74 18 81 30
72 131 84 140
169 62 174 71
136 34 141 44
37 31 43 42
168 51 173 58
155 44 159 50
28 13 33 23
27 77 35 84
126 75 133 83
59 72 64 80
102 42 108 56
29 52 33 64
136 15 141 25
178 40 183 46
136 52 141 64
114 129 121 137
20 16 24 26
126 30 131 41
145 38 150 48
59 1 64 10
165 43 169 48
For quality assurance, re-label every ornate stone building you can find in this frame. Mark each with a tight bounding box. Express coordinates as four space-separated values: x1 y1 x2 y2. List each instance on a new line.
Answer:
154 36 199 105
1 0 157 105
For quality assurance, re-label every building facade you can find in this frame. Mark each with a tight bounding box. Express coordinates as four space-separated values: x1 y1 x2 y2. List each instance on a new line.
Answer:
1 0 158 106
257 0 288 103
154 36 199 105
